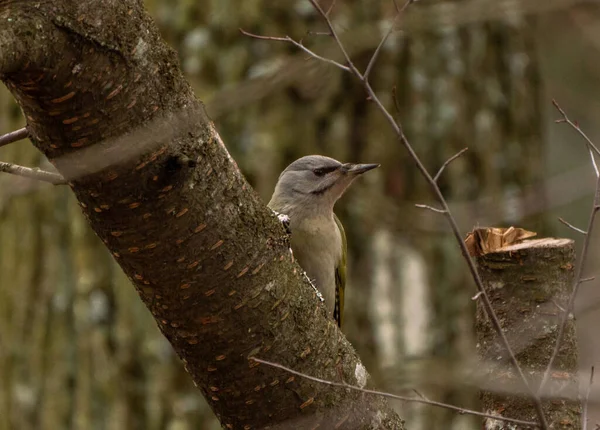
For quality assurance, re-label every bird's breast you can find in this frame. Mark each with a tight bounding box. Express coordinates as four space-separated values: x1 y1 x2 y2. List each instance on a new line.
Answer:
289 215 342 315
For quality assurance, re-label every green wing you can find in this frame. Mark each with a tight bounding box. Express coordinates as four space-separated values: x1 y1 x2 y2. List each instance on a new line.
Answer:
333 214 347 328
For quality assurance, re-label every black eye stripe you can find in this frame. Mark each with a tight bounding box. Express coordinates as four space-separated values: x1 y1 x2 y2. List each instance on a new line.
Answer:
313 166 338 176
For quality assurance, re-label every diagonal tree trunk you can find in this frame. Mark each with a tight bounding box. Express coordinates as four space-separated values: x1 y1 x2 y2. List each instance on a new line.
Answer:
0 1 401 429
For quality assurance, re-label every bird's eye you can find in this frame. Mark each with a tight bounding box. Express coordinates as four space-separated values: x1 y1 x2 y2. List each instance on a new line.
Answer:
312 166 337 176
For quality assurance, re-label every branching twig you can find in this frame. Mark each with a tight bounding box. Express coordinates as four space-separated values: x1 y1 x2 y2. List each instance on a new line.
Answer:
243 3 550 428
539 102 600 396
239 29 350 72
553 99 600 157
412 388 426 400
583 366 595 430
0 161 65 185
558 217 587 235
363 0 414 82
0 127 28 148
588 147 599 178
306 0 363 77
391 85 402 121
415 204 447 214
433 148 469 183
250 357 540 428
325 0 336 17
306 31 332 37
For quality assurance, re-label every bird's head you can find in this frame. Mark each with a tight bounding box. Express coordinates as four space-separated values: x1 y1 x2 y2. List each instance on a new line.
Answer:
269 155 379 213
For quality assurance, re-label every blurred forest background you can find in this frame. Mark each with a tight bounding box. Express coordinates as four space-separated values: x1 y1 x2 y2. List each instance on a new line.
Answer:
1 0 599 429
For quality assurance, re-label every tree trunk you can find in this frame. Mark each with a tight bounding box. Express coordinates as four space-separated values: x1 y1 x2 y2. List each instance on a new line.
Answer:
475 236 580 429
0 1 401 429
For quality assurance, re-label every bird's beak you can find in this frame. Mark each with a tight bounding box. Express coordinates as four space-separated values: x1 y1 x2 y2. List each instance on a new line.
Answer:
342 163 380 175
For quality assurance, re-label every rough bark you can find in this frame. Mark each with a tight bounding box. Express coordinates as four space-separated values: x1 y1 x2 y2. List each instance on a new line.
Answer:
0 1 402 429
475 237 580 429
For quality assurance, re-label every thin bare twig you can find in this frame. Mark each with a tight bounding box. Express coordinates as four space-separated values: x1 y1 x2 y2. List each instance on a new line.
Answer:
307 0 363 77
306 31 332 37
558 217 587 235
391 85 402 119
583 366 595 430
434 148 469 183
325 0 336 17
0 161 65 185
552 99 600 157
412 388 426 400
243 3 549 427
0 127 28 148
539 102 600 396
239 29 350 72
472 291 483 301
551 299 566 313
250 357 540 428
415 204 447 214
363 0 414 82
588 147 599 178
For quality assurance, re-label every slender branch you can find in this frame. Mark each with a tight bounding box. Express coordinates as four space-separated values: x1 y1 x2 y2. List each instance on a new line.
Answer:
539 102 600 396
582 366 594 430
0 127 28 148
391 85 402 121
434 147 469 183
307 0 363 77
412 388 426 400
363 0 414 82
589 147 599 178
306 31 332 37
552 99 600 157
325 0 336 17
250 358 541 428
0 161 65 185
239 29 350 72
558 216 587 235
415 204 447 214
551 299 566 313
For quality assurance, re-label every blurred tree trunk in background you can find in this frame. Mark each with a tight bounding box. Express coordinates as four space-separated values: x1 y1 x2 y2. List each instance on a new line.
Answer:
0 0 545 429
